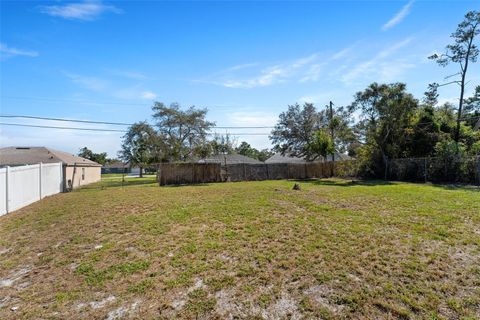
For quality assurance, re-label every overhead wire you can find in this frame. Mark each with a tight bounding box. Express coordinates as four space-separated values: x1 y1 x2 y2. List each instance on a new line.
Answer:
0 122 271 135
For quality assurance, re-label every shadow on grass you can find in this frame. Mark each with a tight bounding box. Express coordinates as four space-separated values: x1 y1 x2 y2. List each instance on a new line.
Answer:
429 182 480 192
297 179 394 187
300 178 479 191
161 183 212 188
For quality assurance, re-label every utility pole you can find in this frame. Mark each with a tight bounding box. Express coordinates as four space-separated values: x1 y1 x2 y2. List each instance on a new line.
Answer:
329 101 335 176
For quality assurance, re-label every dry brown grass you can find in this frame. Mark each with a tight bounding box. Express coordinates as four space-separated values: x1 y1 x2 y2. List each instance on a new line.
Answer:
0 177 479 319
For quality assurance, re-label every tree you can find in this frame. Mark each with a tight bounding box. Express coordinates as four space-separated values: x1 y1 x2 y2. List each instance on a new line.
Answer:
463 85 480 129
408 105 441 157
349 82 418 176
210 133 237 155
78 147 108 165
270 103 327 160
429 10 480 143
118 122 161 177
257 149 274 162
152 102 214 161
235 141 274 162
326 103 355 155
307 130 334 160
236 141 258 159
423 83 439 107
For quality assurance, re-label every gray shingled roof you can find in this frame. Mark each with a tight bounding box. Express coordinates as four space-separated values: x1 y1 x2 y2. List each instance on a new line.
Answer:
0 147 101 167
265 152 351 163
198 154 262 164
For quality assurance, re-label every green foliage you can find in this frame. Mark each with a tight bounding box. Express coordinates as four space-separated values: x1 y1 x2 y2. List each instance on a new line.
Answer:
307 130 334 160
78 147 108 165
210 133 236 155
270 102 325 159
236 141 274 161
119 122 161 176
349 82 419 176
152 102 214 161
429 10 480 142
270 102 353 160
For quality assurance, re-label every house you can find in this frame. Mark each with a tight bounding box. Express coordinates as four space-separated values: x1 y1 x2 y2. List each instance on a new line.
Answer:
265 152 352 164
198 154 262 165
0 146 101 189
101 162 130 174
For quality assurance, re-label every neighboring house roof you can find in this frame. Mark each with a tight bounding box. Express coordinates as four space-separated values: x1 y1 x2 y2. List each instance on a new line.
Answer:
0 147 101 167
198 153 263 164
265 152 352 164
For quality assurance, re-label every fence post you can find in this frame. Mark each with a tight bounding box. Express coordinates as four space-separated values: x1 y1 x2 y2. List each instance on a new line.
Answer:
60 162 64 192
5 166 9 214
424 158 427 183
384 156 388 181
477 155 480 187
39 163 43 199
192 163 195 184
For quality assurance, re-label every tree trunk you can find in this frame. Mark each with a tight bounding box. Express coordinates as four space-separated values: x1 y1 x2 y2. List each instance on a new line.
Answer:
455 34 474 144
455 68 467 144
139 166 143 178
329 101 335 177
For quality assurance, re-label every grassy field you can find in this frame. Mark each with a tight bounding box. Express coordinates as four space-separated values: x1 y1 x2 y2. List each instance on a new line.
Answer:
0 177 479 319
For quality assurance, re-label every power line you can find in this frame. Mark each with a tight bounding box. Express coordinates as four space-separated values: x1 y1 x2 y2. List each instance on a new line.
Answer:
0 122 271 135
0 115 132 126
0 123 127 132
0 114 276 129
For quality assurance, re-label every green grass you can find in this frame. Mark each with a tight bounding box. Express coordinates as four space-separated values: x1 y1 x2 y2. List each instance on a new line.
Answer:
0 177 479 319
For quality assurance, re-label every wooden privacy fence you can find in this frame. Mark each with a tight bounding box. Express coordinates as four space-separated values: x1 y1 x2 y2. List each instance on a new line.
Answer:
157 161 358 186
157 163 222 186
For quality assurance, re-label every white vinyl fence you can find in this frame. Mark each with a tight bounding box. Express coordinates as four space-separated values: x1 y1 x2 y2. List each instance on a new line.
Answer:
0 163 63 216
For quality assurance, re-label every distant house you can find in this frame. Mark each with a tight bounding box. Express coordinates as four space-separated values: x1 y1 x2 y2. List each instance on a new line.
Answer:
265 152 352 164
101 162 130 174
198 154 262 165
0 146 101 189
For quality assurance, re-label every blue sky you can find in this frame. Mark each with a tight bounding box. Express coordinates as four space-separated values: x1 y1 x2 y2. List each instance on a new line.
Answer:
1 0 479 157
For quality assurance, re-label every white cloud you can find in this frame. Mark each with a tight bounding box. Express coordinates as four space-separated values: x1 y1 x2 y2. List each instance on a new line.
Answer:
65 72 157 101
341 37 414 84
203 53 326 89
215 111 277 149
227 111 277 127
141 91 157 100
382 0 414 31
65 72 109 92
0 43 38 59
40 1 121 21
223 65 288 88
331 47 352 60
109 70 148 80
300 63 325 83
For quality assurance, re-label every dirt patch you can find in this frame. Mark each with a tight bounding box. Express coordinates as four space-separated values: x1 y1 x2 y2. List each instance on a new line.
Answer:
261 292 301 320
76 295 116 311
170 278 206 311
303 285 344 314
0 265 32 288
106 299 141 320
214 289 253 319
